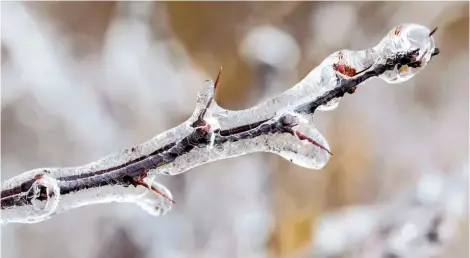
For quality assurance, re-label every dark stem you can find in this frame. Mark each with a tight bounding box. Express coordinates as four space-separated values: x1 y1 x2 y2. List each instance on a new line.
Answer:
1 49 420 209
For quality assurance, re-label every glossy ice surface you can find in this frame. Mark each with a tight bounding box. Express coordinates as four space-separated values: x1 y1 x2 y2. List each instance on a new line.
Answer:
1 23 439 224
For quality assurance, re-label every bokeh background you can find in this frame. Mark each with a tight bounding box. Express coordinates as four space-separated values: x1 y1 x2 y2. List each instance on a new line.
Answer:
1 1 468 258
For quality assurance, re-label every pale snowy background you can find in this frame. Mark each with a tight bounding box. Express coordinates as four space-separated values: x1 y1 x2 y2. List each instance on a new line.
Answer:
1 2 468 258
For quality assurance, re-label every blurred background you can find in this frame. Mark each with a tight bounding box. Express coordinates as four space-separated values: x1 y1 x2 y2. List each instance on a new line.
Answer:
1 2 468 258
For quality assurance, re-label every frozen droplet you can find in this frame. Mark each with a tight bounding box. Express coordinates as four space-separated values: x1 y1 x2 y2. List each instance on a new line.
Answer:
1 173 60 224
30 177 59 212
275 113 330 169
134 177 173 216
378 23 437 84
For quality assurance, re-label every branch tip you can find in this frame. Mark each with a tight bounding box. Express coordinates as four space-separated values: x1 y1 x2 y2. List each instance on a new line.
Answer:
294 130 333 156
429 26 438 37
214 67 222 90
135 179 176 204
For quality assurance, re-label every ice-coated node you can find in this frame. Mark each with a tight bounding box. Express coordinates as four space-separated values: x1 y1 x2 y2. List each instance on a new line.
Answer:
28 174 61 223
378 23 437 84
298 23 439 111
1 174 60 224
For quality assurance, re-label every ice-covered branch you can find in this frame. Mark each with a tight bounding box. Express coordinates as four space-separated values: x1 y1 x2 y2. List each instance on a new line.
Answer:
1 23 439 224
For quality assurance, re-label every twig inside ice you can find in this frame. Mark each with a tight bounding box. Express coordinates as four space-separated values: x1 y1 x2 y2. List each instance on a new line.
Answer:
1 23 440 225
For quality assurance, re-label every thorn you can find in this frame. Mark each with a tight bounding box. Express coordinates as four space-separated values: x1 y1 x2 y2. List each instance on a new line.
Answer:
429 26 438 37
191 68 222 128
135 179 176 204
214 67 222 90
204 67 222 109
200 67 222 116
294 130 333 155
431 47 440 57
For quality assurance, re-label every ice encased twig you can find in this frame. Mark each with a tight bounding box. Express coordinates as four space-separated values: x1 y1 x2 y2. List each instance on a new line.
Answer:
1 169 173 224
1 173 60 224
377 23 437 84
1 23 439 224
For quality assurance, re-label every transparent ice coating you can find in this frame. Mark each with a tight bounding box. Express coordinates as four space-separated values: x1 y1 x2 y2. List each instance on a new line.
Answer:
1 170 173 224
376 23 437 84
1 174 61 224
160 112 330 176
1 23 438 224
